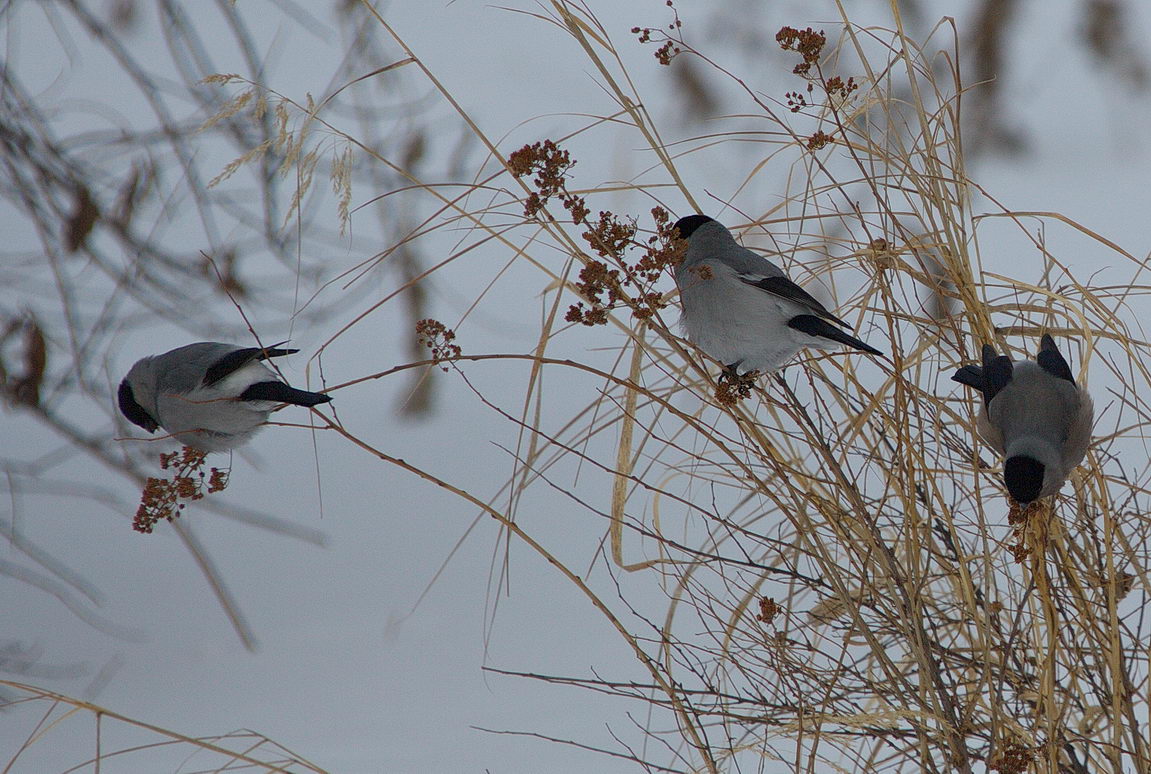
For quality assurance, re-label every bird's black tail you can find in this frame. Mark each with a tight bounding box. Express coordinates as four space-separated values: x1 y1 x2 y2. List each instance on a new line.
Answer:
240 381 332 406
951 365 984 390
787 315 883 356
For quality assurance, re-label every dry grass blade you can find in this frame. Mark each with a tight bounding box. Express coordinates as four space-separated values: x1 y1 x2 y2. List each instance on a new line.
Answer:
0 680 325 773
610 322 660 572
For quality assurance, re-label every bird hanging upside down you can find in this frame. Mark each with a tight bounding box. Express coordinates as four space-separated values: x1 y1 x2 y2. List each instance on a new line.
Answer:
952 335 1093 504
118 342 332 452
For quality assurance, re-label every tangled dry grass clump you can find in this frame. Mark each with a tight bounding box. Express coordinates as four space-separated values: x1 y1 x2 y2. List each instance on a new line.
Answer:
8 1 1151 772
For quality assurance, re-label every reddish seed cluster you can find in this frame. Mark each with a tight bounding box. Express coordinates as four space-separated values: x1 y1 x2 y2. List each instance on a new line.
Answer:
654 41 680 66
806 131 834 151
508 140 575 218
715 368 756 407
824 76 858 100
633 207 684 282
208 467 229 493
776 26 827 75
784 90 810 113
564 195 590 226
133 447 228 534
756 596 781 624
567 261 621 326
566 206 685 326
868 237 896 270
415 318 462 372
1005 502 1040 563
777 25 864 131
627 206 687 321
583 211 637 261
989 743 1034 774
689 264 713 281
630 292 666 321
631 0 683 65
508 139 681 327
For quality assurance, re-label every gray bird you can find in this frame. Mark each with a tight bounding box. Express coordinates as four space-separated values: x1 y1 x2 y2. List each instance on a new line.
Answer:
951 335 1093 504
118 342 332 453
672 215 882 375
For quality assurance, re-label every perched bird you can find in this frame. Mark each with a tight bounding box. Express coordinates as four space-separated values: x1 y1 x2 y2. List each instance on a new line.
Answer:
117 342 332 452
951 335 1093 504
672 215 882 374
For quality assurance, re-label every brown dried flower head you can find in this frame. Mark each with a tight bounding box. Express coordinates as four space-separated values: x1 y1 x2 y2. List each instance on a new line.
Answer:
824 76 858 100
1005 500 1044 563
566 260 621 327
632 1 683 65
690 264 714 281
635 205 687 279
715 368 757 407
415 318 462 371
756 596 781 624
134 446 229 534
1008 540 1030 564
785 90 810 113
653 41 681 66
508 140 575 218
776 26 827 75
507 142 680 328
582 211 637 262
806 130 834 151
565 206 684 326
989 742 1035 774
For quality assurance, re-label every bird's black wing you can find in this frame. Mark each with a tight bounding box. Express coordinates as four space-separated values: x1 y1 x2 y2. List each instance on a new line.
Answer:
787 315 883 355
737 274 850 328
202 344 298 388
118 380 159 432
240 381 331 407
981 343 1013 406
1036 334 1075 384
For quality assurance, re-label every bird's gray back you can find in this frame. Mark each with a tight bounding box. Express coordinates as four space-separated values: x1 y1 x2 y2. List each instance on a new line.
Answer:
149 342 240 394
676 221 784 284
989 362 1082 448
